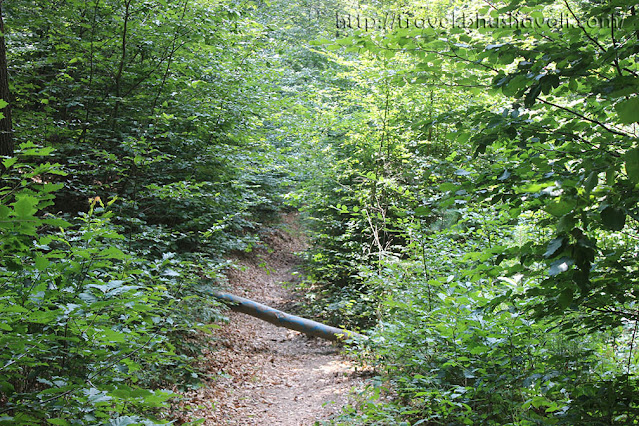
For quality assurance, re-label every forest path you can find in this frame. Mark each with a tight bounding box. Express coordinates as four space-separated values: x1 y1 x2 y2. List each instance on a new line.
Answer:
174 212 363 425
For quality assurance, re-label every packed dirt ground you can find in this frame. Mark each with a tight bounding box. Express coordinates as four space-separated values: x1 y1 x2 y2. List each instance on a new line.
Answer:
172 213 365 425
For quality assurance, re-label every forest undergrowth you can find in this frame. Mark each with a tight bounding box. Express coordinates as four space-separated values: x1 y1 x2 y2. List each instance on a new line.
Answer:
1 0 638 424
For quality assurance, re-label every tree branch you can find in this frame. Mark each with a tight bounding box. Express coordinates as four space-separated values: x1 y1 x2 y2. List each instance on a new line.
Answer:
538 97 631 138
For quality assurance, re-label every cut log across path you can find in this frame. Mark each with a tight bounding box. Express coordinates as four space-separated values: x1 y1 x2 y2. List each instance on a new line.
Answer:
213 291 363 342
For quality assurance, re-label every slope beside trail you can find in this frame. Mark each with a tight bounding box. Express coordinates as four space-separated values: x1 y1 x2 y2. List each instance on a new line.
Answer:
174 212 364 425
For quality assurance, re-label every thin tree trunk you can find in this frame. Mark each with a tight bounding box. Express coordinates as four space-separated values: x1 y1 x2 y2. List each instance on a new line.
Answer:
112 0 132 129
150 0 189 115
0 3 13 157
78 0 101 145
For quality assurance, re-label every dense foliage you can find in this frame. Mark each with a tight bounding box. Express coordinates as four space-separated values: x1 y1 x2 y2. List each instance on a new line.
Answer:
290 0 639 424
1 0 637 424
0 0 288 423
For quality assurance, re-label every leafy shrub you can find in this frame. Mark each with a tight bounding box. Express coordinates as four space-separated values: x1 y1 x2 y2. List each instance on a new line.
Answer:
341 212 639 425
0 147 223 424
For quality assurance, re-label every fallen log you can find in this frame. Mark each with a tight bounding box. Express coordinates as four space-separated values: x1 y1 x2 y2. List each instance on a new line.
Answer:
212 291 363 342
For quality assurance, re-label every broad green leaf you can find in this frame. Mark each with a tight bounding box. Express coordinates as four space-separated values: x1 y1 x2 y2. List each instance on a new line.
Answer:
584 171 598 194
544 237 564 258
625 147 639 184
600 206 626 231
35 256 50 271
531 396 551 408
47 419 71 426
558 288 574 308
13 195 38 218
615 97 639 124
524 84 541 107
19 146 54 156
2 157 17 169
498 170 511 181
517 183 546 193
545 199 576 217
98 329 127 343
1 305 27 313
42 183 64 193
100 246 127 259
106 416 139 426
163 269 180 277
85 387 113 403
557 215 576 232
42 218 72 228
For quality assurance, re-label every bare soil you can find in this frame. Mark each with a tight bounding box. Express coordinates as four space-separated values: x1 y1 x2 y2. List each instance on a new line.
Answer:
172 212 364 425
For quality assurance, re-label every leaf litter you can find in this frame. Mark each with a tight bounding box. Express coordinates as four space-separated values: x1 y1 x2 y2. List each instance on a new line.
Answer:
171 212 365 425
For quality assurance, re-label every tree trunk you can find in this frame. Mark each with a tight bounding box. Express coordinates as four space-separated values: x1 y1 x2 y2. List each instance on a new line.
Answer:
213 291 363 342
0 4 13 157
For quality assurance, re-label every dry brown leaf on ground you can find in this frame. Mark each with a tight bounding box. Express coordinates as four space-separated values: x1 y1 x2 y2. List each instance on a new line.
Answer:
170 212 366 426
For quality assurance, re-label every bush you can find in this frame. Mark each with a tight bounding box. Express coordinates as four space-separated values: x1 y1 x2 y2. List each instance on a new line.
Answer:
0 147 223 424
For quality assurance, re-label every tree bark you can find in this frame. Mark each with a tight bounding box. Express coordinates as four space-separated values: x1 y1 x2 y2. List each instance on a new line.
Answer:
213 291 363 342
0 3 13 157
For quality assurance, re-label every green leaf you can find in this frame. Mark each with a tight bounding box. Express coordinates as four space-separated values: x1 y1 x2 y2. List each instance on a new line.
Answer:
2 157 17 169
558 288 574 308
13 195 38 218
584 171 598 194
545 199 576 217
414 206 430 216
19 145 54 156
42 218 72 228
85 387 113 403
524 84 542 107
35 256 50 271
100 246 127 260
498 170 511 181
557 215 576 232
600 206 626 231
439 183 458 191
540 75 559 94
47 419 71 426
163 269 180 277
625 147 639 184
615 97 639 124
106 416 138 426
98 329 127 343
42 183 64 193
544 237 564 258
517 183 546 193
531 396 551 408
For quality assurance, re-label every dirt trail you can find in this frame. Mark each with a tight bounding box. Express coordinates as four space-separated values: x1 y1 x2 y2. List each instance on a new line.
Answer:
174 213 363 425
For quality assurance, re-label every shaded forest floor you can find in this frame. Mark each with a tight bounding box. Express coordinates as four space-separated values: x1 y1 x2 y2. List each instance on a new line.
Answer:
173 212 364 425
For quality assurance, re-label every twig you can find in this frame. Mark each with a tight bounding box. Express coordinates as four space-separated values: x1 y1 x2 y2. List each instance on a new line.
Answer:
563 0 606 53
628 318 638 376
0 352 29 372
538 98 631 138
